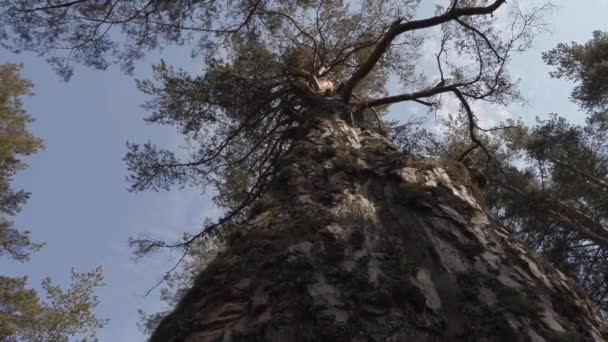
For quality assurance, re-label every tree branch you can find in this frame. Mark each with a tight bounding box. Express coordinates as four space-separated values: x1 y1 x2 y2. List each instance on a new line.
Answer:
339 0 507 103
497 180 608 251
364 83 460 108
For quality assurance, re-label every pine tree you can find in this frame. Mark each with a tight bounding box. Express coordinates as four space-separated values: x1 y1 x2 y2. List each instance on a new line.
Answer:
0 267 107 342
543 30 608 128
0 63 107 341
2 1 608 340
0 63 44 261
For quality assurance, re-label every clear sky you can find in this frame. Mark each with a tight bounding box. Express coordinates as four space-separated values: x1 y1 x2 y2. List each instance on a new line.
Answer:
1 1 607 341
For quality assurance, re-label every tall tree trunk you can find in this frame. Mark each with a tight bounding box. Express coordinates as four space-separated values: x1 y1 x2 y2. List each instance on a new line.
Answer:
150 104 608 342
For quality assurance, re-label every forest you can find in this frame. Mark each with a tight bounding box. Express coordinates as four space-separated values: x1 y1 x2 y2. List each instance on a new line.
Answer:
1 0 608 341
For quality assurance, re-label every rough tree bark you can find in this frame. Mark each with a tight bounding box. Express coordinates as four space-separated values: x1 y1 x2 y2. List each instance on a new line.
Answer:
150 101 608 342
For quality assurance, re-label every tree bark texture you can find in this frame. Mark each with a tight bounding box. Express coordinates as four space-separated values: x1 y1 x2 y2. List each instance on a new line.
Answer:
151 104 608 342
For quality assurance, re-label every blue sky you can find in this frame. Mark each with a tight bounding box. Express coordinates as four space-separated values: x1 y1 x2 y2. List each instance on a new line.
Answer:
1 1 607 341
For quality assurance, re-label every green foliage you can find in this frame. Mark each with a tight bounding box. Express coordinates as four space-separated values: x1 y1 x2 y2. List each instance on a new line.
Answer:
0 266 108 342
494 116 608 312
492 31 608 313
0 63 44 261
0 276 39 338
543 30 608 108
436 111 608 314
543 31 608 128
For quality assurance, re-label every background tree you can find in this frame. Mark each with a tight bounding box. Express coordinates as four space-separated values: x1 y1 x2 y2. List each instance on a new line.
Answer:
543 30 608 129
0 63 107 341
431 109 608 314
4 1 608 341
0 63 44 261
0 267 107 342
459 30 608 314
494 115 608 313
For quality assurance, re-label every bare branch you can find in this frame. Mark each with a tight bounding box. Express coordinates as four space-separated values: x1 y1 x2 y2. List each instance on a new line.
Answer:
364 83 461 108
455 18 503 62
339 0 507 103
144 247 190 297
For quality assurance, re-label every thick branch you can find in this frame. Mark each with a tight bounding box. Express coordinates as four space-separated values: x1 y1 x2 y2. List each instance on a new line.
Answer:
452 88 487 162
339 0 507 103
364 84 459 108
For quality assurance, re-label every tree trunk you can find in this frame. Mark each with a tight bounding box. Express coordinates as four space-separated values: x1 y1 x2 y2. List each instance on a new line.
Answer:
150 104 608 342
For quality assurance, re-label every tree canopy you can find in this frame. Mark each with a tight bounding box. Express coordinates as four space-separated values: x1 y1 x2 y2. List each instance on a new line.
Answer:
0 1 557 228
0 267 107 342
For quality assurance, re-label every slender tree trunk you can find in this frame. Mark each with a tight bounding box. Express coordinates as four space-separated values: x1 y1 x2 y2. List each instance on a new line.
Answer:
151 103 608 342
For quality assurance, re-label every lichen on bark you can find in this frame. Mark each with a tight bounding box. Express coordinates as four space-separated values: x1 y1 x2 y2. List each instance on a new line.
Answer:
151 112 608 342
